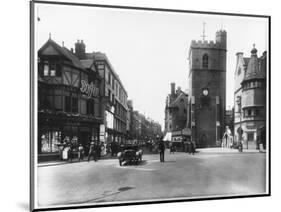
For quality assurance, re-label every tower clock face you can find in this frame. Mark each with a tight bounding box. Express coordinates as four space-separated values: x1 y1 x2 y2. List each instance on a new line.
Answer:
203 89 209 96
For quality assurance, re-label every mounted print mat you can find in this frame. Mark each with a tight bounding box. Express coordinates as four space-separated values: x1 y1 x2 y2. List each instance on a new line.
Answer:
30 1 270 211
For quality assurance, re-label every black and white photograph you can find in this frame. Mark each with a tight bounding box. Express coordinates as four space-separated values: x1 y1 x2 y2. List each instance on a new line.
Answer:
30 1 270 211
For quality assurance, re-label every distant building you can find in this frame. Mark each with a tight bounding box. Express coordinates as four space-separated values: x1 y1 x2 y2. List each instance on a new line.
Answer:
234 46 266 149
130 110 162 141
126 100 133 138
164 83 190 145
225 108 234 134
188 29 227 147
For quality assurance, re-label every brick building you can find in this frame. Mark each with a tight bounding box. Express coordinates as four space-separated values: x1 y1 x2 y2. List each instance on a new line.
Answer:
188 29 227 147
164 83 190 145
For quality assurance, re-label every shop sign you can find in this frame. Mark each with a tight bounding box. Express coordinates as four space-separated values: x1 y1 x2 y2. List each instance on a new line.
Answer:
172 131 182 136
100 124 105 134
80 80 99 98
172 136 182 142
100 134 105 142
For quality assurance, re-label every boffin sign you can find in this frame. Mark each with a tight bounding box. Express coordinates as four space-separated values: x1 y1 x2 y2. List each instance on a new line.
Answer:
80 80 99 98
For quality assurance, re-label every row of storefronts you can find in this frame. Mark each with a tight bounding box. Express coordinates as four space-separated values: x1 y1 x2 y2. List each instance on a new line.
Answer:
37 38 128 161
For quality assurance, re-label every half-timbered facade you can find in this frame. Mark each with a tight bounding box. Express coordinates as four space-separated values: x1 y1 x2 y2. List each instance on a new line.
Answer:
37 38 102 161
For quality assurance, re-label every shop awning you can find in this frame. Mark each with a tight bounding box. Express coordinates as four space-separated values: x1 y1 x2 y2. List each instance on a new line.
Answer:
182 128 191 136
163 132 172 141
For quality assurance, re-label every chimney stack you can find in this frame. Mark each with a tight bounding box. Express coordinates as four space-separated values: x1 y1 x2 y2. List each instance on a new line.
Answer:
75 39 86 59
171 82 175 96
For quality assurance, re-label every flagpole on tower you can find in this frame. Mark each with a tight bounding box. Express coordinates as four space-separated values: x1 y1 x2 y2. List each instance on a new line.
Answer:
201 22 207 41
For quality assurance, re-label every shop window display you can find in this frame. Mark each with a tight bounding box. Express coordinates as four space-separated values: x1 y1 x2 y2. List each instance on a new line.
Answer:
41 131 61 153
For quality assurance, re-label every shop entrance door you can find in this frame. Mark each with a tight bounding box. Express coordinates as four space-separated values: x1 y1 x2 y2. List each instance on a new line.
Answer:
80 132 91 155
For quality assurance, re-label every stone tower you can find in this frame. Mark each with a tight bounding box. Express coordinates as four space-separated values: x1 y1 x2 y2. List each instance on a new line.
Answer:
188 29 227 147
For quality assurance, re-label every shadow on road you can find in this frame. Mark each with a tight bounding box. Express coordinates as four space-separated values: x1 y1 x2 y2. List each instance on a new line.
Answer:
121 160 148 166
69 186 135 204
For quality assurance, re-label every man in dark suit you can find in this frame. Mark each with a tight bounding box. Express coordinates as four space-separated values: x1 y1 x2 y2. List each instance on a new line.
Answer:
159 138 165 163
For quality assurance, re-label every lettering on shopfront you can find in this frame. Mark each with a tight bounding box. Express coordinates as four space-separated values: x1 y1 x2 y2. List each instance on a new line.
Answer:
80 80 99 98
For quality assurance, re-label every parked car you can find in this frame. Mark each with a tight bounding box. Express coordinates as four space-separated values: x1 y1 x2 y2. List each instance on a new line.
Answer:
117 145 143 166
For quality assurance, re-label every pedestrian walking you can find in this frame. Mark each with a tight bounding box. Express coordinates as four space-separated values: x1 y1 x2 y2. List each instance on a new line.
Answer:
170 142 175 154
68 141 74 162
158 138 165 162
78 143 84 161
88 141 96 162
222 126 232 148
238 140 243 152
100 142 106 156
191 141 196 155
187 141 192 154
97 142 101 159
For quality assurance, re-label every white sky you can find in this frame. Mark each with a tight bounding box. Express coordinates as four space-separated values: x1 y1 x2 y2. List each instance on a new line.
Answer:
35 3 268 130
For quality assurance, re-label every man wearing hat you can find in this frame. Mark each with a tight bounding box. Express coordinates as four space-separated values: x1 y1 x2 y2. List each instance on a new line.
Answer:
87 140 95 162
158 137 165 163
78 143 84 161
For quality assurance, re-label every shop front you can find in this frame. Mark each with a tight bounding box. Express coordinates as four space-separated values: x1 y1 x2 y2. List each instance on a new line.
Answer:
38 112 101 162
171 128 191 152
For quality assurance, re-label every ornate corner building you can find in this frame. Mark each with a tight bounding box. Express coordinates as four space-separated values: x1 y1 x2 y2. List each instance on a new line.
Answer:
234 46 266 149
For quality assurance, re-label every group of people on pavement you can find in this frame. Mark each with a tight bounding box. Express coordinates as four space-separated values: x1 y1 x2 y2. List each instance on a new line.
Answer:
59 137 107 162
169 141 196 155
222 126 244 152
222 126 235 149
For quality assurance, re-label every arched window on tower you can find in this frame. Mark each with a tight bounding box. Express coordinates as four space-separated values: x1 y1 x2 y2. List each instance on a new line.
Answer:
202 54 209 68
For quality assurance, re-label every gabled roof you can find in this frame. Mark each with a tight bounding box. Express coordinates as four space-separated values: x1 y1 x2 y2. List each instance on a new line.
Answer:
169 91 188 108
38 38 85 70
80 59 95 69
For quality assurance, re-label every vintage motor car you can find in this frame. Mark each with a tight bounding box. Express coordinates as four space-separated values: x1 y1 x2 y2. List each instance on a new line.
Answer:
117 145 143 166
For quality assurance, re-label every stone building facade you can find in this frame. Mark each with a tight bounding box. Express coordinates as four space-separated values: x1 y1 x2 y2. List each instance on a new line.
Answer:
188 30 227 147
234 46 266 149
164 83 190 144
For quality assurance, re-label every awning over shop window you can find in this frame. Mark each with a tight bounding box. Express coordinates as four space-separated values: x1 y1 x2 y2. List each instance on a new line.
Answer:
182 128 191 136
163 132 172 141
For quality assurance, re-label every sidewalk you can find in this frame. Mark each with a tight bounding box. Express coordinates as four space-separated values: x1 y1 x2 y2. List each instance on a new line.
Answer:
197 147 264 154
38 147 265 167
38 154 118 167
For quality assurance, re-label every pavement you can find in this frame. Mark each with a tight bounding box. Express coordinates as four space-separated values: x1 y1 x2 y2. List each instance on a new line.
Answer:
37 148 267 207
37 147 263 167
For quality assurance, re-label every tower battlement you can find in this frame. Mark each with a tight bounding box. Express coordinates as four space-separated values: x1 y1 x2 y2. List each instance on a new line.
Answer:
190 29 227 50
190 40 221 48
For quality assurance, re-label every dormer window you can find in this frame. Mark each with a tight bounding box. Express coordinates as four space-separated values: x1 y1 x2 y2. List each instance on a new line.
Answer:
43 62 49 76
202 54 208 68
50 64 56 76
42 61 61 77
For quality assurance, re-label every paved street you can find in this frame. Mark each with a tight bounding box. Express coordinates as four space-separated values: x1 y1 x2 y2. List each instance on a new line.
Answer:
37 149 266 207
